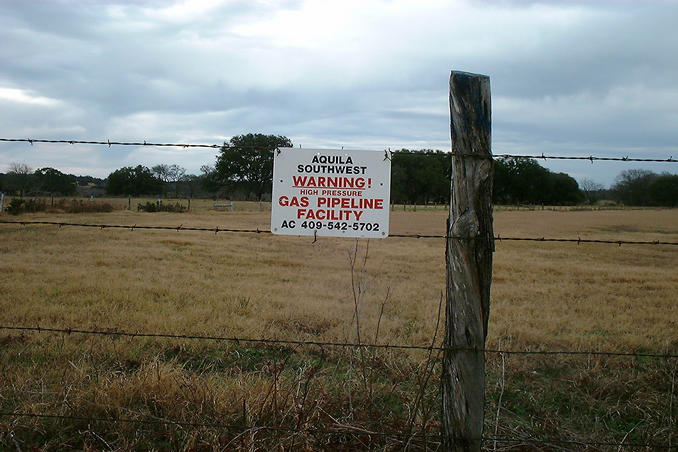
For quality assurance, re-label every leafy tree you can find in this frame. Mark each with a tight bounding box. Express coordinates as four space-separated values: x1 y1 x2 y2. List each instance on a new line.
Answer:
390 150 450 204
492 158 581 205
34 167 77 196
493 158 549 204
178 174 202 198
548 172 583 204
105 165 163 196
612 169 655 206
214 133 293 200
608 169 678 206
75 175 105 187
647 173 678 207
199 165 220 194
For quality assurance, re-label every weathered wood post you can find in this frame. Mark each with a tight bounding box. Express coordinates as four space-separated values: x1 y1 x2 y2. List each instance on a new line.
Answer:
442 71 494 451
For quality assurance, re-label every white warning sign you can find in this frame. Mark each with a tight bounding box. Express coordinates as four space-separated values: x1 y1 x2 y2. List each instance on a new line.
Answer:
271 148 391 238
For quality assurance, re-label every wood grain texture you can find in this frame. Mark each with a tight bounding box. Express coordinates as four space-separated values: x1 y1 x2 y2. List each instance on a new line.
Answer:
441 71 493 451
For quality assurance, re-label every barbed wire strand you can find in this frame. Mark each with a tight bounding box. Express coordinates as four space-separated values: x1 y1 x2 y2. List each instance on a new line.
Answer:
0 220 678 246
395 149 678 163
1 220 677 246
0 411 674 449
0 411 426 439
1 137 676 163
1 325 676 359
0 138 223 149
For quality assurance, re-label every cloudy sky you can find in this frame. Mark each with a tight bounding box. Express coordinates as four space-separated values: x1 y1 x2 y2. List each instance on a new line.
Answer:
1 0 677 187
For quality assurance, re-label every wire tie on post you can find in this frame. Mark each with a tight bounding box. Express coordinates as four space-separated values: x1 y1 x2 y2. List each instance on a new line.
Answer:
214 226 219 235
589 155 594 164
577 236 581 246
107 139 111 148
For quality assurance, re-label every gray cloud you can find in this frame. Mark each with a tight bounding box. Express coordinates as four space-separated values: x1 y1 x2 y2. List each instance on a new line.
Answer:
0 0 676 185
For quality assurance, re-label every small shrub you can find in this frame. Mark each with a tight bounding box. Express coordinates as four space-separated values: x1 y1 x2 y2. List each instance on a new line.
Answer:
59 199 115 213
137 201 186 213
5 198 116 215
6 198 47 215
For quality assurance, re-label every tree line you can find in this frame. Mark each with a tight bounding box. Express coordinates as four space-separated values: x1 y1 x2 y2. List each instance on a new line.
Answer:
1 133 676 206
0 163 97 197
199 136 586 205
389 150 583 205
610 169 678 207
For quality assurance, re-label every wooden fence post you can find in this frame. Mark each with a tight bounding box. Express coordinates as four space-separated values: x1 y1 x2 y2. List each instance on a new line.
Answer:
442 71 494 451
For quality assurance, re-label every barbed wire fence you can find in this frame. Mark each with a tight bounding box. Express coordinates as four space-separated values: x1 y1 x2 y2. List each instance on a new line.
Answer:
1 136 677 162
1 137 677 449
2 219 678 246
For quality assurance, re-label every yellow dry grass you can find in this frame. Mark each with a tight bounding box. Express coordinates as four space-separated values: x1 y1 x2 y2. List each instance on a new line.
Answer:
0 206 676 449
1 207 676 352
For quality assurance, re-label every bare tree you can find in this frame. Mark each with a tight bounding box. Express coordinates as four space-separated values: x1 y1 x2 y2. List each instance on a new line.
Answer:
167 164 186 197
580 178 604 204
152 164 186 197
151 164 171 183
8 163 33 197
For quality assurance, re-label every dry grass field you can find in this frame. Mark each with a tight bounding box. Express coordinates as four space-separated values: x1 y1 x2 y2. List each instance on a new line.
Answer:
0 204 676 450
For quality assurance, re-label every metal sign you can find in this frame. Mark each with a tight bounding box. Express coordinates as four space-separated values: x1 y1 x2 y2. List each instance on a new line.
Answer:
271 148 391 238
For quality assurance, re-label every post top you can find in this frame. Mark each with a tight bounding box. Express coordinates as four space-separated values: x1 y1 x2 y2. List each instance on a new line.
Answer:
450 70 490 80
